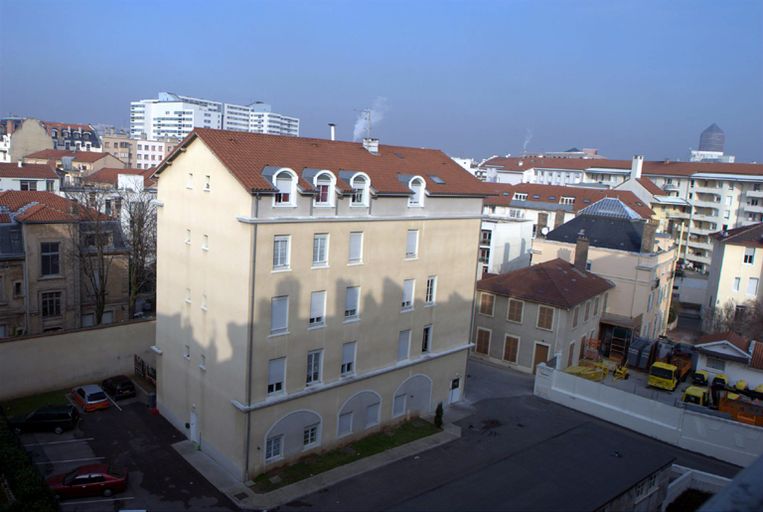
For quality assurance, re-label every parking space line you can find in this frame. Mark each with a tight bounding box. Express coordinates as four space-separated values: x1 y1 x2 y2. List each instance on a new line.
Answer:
59 496 135 506
107 394 123 412
24 437 94 447
34 456 105 465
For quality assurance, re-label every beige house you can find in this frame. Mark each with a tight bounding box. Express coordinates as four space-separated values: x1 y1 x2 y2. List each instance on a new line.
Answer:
532 198 676 361
0 118 53 163
473 259 613 373
153 128 485 480
0 191 129 336
703 223 763 330
23 149 125 180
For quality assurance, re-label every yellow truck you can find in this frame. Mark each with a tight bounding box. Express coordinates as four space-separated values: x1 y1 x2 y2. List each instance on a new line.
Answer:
648 361 682 391
682 386 709 406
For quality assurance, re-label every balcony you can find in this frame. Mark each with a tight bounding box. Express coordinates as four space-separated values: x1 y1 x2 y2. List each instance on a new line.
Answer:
687 252 712 265
745 189 763 199
662 183 680 191
694 184 723 194
688 239 713 251
693 199 722 209
690 226 716 236
743 204 763 214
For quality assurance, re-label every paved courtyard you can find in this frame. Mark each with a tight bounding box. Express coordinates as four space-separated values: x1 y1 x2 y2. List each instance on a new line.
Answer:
280 357 740 511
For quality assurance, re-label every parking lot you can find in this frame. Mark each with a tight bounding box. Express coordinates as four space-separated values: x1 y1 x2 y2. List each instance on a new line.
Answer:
17 382 237 511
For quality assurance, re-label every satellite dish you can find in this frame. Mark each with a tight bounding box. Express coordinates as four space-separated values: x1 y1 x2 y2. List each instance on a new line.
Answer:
541 226 550 236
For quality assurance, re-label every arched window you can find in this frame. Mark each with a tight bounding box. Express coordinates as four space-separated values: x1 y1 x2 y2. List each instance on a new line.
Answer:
273 169 296 206
313 171 335 207
408 176 425 207
350 173 370 207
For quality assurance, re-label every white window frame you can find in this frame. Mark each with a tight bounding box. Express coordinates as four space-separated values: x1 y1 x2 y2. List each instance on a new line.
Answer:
341 341 356 376
337 412 353 437
350 172 370 207
507 299 524 324
273 168 297 207
270 296 289 335
306 350 323 386
186 172 193 189
365 402 380 428
313 171 336 207
747 277 759 296
537 305 554 331
733 277 740 292
425 276 437 305
204 175 210 192
479 292 495 317
273 235 291 271
397 329 411 361
422 325 432 353
744 247 755 265
267 357 286 395
393 393 406 417
309 291 327 327
265 434 283 461
303 423 320 448
202 234 209 251
407 176 426 207
344 286 360 320
706 356 726 371
312 233 329 267
348 232 364 264
401 279 415 311
405 229 419 259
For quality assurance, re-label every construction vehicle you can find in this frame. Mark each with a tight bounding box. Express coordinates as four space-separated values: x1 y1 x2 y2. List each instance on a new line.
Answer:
718 393 763 427
565 361 609 382
735 380 748 392
682 386 710 406
613 365 629 380
692 370 709 386
648 362 682 391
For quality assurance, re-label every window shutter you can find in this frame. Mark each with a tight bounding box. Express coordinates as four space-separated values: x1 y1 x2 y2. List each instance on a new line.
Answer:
268 358 284 385
310 291 325 321
271 297 288 332
345 286 359 315
349 232 362 262
276 176 291 193
342 342 355 365
397 330 410 360
402 279 414 307
406 230 418 257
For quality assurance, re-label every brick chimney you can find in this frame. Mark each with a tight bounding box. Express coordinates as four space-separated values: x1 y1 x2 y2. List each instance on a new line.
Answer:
640 220 658 253
574 229 589 270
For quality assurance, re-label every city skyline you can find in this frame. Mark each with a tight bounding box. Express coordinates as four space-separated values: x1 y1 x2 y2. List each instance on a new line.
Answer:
1 0 761 162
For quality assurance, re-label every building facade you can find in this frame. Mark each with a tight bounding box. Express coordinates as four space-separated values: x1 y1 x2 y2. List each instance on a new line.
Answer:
102 129 181 169
153 129 484 480
130 92 299 139
473 259 613 373
0 191 129 336
480 155 763 273
43 122 102 152
0 162 60 193
703 223 763 330
0 118 53 163
532 199 676 360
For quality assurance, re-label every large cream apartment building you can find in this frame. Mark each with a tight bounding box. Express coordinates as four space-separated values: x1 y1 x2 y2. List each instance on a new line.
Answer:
153 129 485 480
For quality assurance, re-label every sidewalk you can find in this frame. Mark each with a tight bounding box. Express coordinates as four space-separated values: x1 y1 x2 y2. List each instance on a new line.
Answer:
174 423 461 510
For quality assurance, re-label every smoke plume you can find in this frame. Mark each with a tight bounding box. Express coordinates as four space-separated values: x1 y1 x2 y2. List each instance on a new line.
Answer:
353 97 388 141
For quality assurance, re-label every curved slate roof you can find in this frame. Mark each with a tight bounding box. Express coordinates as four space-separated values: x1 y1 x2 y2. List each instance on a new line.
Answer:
546 215 645 253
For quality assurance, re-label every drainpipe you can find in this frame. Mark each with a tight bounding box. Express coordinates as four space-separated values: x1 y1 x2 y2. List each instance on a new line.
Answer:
243 193 259 481
466 215 483 400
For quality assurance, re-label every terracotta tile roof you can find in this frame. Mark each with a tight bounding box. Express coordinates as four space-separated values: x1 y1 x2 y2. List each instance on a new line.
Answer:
0 213 11 224
483 156 763 177
751 342 763 370
159 129 486 196
87 167 155 188
0 162 58 179
476 258 614 309
0 191 101 223
24 149 111 163
636 177 665 196
697 331 750 352
710 222 763 248
482 182 653 218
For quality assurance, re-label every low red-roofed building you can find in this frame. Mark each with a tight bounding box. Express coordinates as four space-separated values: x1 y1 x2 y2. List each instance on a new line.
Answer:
473 259 614 373
0 191 129 335
24 149 125 179
0 162 60 193
695 332 763 387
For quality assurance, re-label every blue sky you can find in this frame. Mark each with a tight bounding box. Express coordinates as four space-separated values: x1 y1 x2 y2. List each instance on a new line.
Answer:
1 0 761 161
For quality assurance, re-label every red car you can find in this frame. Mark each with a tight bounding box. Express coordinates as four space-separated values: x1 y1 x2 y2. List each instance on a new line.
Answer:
47 464 128 499
72 384 110 412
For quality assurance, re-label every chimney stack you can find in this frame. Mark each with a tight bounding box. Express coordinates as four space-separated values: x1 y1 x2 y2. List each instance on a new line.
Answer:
362 138 379 154
328 123 336 141
640 220 658 253
574 229 589 271
17 161 23 168
630 155 644 180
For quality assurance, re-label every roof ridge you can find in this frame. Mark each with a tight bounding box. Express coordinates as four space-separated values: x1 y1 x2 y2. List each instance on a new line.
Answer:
540 260 573 308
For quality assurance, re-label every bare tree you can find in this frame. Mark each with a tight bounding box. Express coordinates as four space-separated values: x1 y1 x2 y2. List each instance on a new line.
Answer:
65 189 123 325
709 299 763 338
118 187 157 317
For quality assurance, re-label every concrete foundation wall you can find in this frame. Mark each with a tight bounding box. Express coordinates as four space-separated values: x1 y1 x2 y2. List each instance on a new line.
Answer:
534 364 763 467
0 320 155 401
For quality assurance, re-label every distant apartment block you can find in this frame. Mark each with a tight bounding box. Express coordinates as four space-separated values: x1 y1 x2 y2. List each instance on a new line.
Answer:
153 128 484 480
130 92 299 139
481 155 763 273
43 122 102 152
0 191 129 336
102 129 180 169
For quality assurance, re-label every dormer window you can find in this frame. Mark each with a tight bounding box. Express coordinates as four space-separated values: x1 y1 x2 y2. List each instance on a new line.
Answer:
273 169 297 206
313 171 335 207
514 193 527 201
408 176 425 207
350 173 370 207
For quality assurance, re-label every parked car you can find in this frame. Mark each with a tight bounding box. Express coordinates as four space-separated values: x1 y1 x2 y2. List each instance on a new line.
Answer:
72 385 110 412
101 375 136 400
47 464 128 499
8 405 79 435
